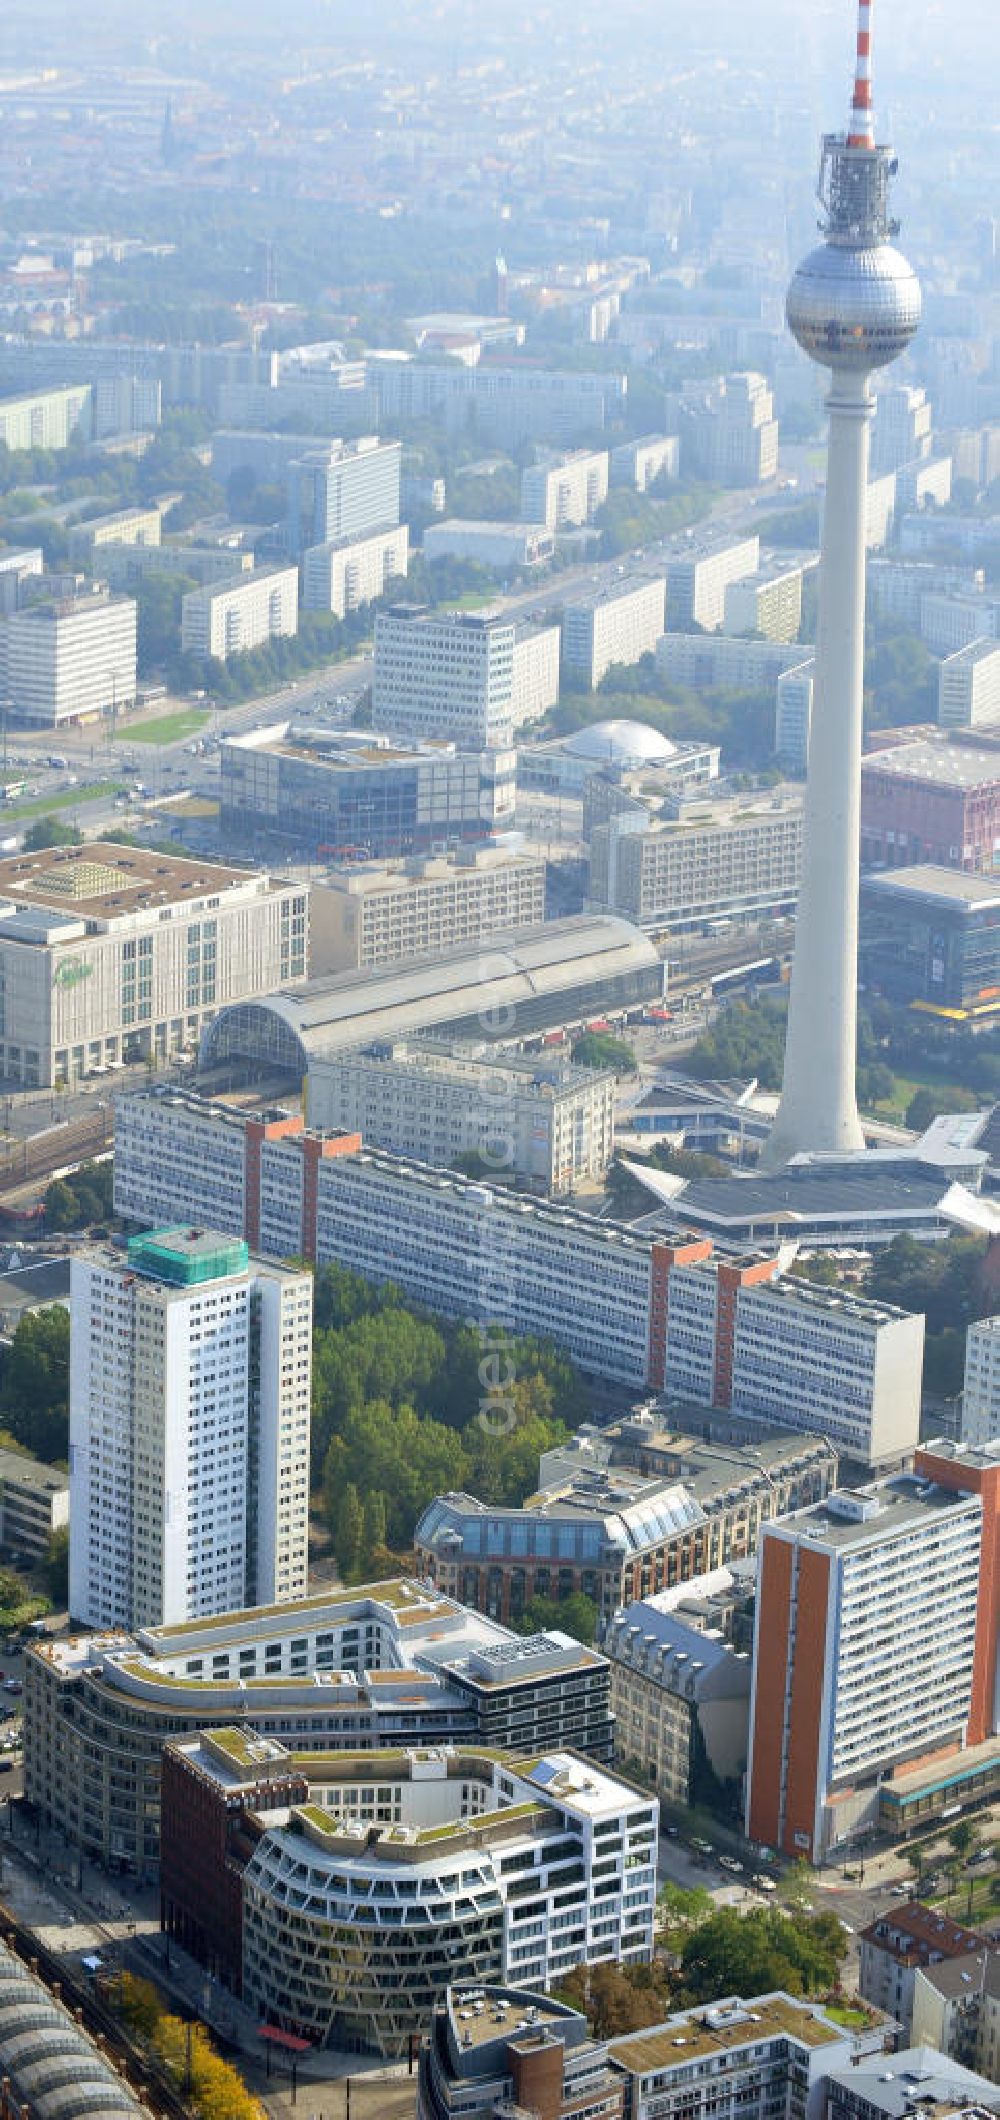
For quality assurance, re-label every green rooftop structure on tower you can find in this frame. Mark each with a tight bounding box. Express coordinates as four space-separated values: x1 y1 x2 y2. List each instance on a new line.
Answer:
126 1227 250 1287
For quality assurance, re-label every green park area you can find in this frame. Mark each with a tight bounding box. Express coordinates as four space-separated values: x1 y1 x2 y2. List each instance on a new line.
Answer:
117 707 210 746
2 780 122 823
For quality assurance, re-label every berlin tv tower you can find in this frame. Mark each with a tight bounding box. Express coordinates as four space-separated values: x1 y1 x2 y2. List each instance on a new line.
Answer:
762 0 921 1168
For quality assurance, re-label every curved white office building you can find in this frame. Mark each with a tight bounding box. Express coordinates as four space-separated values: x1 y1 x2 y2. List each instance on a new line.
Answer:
239 1745 657 2055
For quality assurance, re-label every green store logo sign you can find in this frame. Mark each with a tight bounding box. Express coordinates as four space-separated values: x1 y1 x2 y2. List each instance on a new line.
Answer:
53 959 93 990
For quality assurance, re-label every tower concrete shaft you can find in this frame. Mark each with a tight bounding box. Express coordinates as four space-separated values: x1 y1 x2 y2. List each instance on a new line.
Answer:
761 0 920 1170
761 370 870 1166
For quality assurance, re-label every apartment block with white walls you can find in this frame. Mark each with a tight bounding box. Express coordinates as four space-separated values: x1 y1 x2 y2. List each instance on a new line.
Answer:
520 448 609 530
181 566 299 661
562 578 667 688
962 1316 1000 1446
68 1227 312 1631
302 524 409 616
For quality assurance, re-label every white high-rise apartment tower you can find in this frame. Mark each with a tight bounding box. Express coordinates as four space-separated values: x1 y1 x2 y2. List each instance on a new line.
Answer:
69 1228 312 1630
763 0 921 1166
962 1318 1000 1447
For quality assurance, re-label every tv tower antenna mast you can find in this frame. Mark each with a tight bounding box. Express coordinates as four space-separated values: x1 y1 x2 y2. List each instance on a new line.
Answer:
761 0 920 1169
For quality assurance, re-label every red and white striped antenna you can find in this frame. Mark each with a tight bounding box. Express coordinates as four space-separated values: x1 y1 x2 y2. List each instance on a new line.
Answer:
846 0 876 148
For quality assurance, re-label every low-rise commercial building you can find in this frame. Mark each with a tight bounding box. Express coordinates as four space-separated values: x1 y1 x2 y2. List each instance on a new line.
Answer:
861 737 1000 874
859 1902 983 2041
419 1986 623 2120
302 523 409 615
416 1415 837 1624
181 565 299 661
0 1448 68 1564
746 1443 1000 1862
664 534 760 630
520 717 719 803
626 1136 993 1256
161 1735 656 2057
561 577 666 689
1 583 137 726
220 722 516 858
939 641 1000 731
306 1037 616 1193
860 864 1000 1018
24 1579 614 1874
422 520 555 570
0 839 306 1087
310 845 547 972
589 788 803 933
603 1598 751 1805
521 448 609 530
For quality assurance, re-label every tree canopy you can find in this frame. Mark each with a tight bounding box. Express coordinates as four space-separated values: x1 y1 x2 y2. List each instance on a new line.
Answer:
572 1030 637 1074
676 1904 847 2005
513 1591 598 1645
309 1265 583 1578
0 1307 70 1464
44 1160 114 1231
559 1904 846 2035
23 817 83 852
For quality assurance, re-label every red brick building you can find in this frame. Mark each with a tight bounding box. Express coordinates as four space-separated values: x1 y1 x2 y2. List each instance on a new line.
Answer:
861 737 1000 874
160 1729 307 1992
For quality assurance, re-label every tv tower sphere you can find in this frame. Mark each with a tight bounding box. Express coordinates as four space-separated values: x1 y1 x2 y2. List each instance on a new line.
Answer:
762 0 921 1170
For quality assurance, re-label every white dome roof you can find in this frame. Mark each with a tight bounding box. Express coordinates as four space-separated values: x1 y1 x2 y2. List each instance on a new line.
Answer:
564 718 676 767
